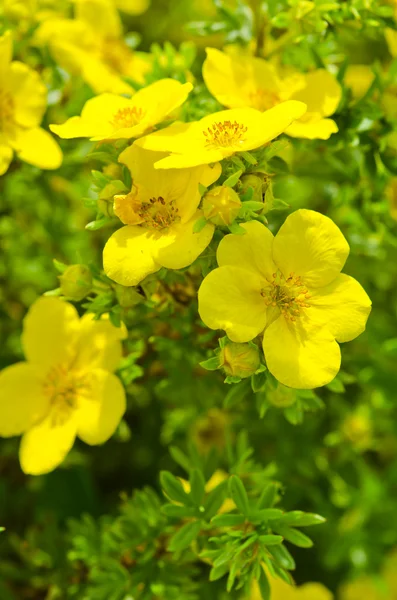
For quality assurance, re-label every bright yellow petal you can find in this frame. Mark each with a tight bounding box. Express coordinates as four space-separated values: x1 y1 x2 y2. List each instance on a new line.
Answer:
22 297 80 371
0 363 49 437
263 316 341 389
76 0 122 39
116 0 150 14
344 65 374 100
286 117 338 140
386 27 397 58
308 273 371 343
240 101 307 150
12 127 63 170
0 141 13 175
132 78 193 126
75 314 126 372
104 226 162 286
19 411 77 475
154 211 215 268
297 583 334 600
290 69 341 117
0 31 13 78
154 149 224 169
216 220 276 279
198 265 267 342
76 369 126 445
273 209 349 288
9 62 47 128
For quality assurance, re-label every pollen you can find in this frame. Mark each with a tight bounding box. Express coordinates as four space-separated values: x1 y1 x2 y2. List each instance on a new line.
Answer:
203 120 248 149
249 88 280 111
43 364 90 427
0 89 15 133
261 271 311 321
114 190 180 231
110 106 145 129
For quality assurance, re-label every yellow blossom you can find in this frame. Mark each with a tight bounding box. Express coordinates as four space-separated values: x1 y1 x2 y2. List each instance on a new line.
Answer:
202 48 342 140
0 297 126 475
339 576 389 600
251 574 333 600
0 31 62 176
198 210 371 389
344 65 375 100
115 0 150 14
103 145 221 286
136 101 307 169
33 0 152 95
50 79 192 141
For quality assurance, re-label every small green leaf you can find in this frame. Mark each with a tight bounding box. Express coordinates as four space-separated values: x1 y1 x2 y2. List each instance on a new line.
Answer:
256 483 278 510
211 514 246 527
189 469 206 505
228 222 246 235
251 370 267 393
258 534 284 545
278 511 326 527
53 259 68 273
160 471 190 505
168 520 202 552
269 544 296 570
209 562 230 581
275 526 313 548
240 151 258 165
161 504 198 518
250 508 284 522
240 201 265 211
228 476 250 516
257 567 271 600
199 356 220 371
224 169 243 187
224 379 251 408
85 217 116 231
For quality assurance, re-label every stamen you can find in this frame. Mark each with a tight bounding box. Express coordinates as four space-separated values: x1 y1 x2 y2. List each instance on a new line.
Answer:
203 120 248 149
114 191 180 231
0 89 15 133
43 364 91 427
261 271 311 321
110 106 145 129
248 88 280 111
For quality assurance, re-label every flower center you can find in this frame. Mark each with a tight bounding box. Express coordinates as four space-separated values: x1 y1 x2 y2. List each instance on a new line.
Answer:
101 38 133 74
249 88 280 111
261 271 311 321
43 364 90 427
0 89 15 133
203 120 248 149
114 190 180 231
110 106 145 129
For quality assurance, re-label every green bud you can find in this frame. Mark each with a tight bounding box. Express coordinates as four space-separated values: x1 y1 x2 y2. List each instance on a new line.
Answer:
239 174 264 203
219 342 260 379
202 186 241 226
115 283 144 308
59 265 92 301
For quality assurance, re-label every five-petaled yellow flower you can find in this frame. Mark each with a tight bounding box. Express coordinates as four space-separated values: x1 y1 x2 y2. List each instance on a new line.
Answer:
50 79 193 141
202 48 342 140
34 0 152 95
0 31 62 176
0 297 126 475
136 100 307 169
198 210 371 389
103 145 221 286
251 573 333 600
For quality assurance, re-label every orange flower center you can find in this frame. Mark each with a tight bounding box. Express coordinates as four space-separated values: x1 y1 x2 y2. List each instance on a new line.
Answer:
110 106 145 129
249 88 280 111
0 89 15 133
114 190 180 231
203 120 248 149
43 364 90 426
261 271 311 321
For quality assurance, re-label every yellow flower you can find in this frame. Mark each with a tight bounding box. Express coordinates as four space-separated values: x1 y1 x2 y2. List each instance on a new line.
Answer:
114 0 150 15
0 297 126 475
344 65 375 100
136 101 307 169
198 210 371 389
103 145 221 286
0 31 62 176
50 79 193 141
202 48 342 140
34 0 152 95
339 576 388 600
251 575 333 600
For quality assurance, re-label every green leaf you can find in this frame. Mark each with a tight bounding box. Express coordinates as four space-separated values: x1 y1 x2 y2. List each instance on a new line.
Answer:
168 520 202 552
256 483 278 510
189 469 206 505
160 471 190 505
257 567 271 600
269 543 296 570
228 476 250 516
53 258 68 273
223 169 243 187
193 216 208 233
211 514 246 527
228 222 246 235
258 535 284 546
224 379 251 408
240 151 257 165
278 511 326 527
169 446 191 473
202 480 228 521
161 504 198 518
250 508 284 523
85 217 116 231
199 356 220 371
209 562 230 581
275 526 313 548
251 370 267 393
240 201 265 211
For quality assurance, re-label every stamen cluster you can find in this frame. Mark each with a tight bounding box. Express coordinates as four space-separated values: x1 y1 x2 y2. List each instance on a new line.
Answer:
261 271 311 321
203 120 248 148
138 196 180 230
43 364 90 426
110 106 144 129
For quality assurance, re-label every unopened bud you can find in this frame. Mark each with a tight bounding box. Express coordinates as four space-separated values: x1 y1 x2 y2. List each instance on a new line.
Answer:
115 283 144 308
266 380 296 407
59 265 92 301
239 174 264 203
202 186 241 226
220 342 260 379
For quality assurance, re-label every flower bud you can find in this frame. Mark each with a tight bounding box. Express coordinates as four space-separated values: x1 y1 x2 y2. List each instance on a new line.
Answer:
219 342 260 378
239 174 264 203
202 186 241 226
59 265 92 301
266 380 296 407
115 283 144 308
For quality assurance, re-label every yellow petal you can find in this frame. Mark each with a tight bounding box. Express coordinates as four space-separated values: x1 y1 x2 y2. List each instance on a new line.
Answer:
344 65 375 101
297 583 334 600
286 117 338 140
290 69 341 117
203 47 281 110
0 31 13 78
154 211 215 268
309 273 371 343
0 363 49 437
263 316 341 389
217 220 276 279
273 209 349 288
9 61 47 128
76 0 122 39
22 297 80 371
131 78 193 128
75 314 127 372
0 141 13 176
116 0 150 14
12 127 63 170
76 369 126 445
198 265 267 342
19 411 77 475
386 27 397 58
